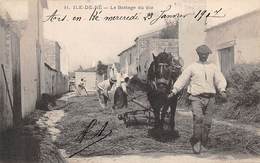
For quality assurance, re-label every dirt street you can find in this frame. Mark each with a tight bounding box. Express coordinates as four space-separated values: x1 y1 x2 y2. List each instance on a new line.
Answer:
47 92 260 163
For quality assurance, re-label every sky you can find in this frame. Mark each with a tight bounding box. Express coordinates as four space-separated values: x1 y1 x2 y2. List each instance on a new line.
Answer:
43 0 173 72
1 0 260 73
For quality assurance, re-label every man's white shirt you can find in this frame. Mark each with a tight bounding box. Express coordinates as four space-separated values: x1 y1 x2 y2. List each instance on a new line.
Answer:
172 61 227 95
97 79 112 96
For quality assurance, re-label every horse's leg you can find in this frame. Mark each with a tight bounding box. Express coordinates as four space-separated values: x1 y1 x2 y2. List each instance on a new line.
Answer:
161 104 169 130
113 89 117 109
169 95 178 133
112 88 119 109
123 92 128 108
153 107 160 129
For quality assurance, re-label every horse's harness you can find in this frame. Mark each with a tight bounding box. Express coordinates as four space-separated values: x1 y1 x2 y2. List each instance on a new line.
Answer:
151 62 171 91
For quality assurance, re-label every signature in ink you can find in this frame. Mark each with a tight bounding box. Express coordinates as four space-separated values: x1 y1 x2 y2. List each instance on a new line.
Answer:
69 119 112 158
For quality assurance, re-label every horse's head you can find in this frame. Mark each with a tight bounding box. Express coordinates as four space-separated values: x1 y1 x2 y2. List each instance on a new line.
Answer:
148 52 182 94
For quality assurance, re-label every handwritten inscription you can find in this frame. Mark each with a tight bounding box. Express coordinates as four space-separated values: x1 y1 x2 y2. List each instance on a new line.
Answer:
89 8 102 21
44 5 226 25
43 9 67 22
194 8 225 23
69 119 112 158
146 5 192 25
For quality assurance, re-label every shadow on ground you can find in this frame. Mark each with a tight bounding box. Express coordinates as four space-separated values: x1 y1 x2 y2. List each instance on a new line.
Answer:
0 109 66 163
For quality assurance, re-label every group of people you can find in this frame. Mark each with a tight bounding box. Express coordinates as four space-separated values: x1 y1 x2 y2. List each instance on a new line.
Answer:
96 44 227 154
96 73 130 109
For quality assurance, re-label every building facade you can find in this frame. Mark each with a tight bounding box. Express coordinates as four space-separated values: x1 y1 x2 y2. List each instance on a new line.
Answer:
75 71 97 92
19 0 48 117
0 0 48 131
118 25 179 80
118 45 137 77
0 16 20 131
206 9 260 75
44 63 68 96
43 39 61 71
178 0 206 68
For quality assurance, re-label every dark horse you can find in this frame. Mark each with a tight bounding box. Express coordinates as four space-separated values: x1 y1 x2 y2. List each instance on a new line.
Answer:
147 52 182 138
113 52 182 139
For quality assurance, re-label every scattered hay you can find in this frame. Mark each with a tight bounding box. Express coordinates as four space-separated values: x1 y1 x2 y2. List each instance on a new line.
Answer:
55 94 260 158
216 64 260 123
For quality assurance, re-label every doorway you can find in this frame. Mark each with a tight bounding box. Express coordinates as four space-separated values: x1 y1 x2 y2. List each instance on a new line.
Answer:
218 46 235 75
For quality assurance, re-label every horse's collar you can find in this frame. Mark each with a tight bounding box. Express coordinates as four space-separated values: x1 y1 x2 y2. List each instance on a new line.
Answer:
158 63 168 66
156 78 169 84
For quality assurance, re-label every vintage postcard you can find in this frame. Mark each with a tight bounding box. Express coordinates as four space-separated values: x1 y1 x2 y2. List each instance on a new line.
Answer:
0 0 260 162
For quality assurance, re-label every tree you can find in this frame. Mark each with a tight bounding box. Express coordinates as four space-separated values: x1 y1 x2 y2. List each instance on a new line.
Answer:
159 22 179 39
96 60 108 76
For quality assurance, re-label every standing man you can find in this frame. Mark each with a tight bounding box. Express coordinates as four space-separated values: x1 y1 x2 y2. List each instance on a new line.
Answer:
121 74 130 96
169 45 227 154
97 77 117 108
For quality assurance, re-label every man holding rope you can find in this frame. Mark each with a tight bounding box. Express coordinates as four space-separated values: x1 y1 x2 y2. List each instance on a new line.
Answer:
169 45 227 154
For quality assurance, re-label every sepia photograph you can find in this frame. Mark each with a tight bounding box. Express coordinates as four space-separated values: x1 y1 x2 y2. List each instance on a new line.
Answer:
0 0 260 162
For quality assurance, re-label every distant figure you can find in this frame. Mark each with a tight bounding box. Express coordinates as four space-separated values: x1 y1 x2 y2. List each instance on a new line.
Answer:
78 78 85 88
113 74 130 109
96 77 117 108
69 77 76 92
78 78 88 96
169 44 227 154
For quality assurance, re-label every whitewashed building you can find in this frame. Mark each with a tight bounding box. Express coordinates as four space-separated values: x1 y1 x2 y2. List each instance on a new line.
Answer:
206 9 260 74
75 71 97 93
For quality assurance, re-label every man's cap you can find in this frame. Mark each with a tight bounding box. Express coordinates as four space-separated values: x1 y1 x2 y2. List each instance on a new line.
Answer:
196 45 212 54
